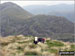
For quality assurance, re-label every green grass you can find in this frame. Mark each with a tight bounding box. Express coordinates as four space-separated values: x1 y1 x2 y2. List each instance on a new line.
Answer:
46 40 64 47
71 44 75 49
48 49 58 53
70 44 75 51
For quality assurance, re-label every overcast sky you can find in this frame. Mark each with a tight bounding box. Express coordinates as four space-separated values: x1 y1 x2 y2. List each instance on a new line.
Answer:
1 1 74 7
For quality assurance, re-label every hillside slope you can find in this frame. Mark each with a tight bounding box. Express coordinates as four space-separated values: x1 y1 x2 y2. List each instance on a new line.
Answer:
0 35 75 56
0 2 32 36
24 15 74 41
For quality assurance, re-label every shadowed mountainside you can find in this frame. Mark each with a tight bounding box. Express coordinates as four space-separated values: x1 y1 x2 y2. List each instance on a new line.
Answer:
0 2 74 42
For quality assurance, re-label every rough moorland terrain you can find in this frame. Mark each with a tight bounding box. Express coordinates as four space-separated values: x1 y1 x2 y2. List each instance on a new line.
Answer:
0 35 75 56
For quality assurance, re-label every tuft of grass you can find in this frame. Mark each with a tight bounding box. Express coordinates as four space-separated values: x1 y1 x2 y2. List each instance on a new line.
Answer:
17 46 23 51
29 44 37 48
25 51 38 56
1 43 8 46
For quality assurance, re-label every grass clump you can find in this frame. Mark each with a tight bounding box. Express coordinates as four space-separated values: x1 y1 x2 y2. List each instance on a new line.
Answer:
17 46 23 51
1 43 8 46
25 51 39 56
29 44 37 48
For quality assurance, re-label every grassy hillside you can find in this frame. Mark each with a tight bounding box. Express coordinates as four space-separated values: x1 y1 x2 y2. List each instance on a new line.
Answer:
0 35 75 56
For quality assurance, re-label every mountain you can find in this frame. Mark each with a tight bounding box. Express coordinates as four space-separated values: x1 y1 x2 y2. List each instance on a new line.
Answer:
24 4 75 22
0 2 74 42
0 2 32 17
24 15 74 42
0 2 32 36
48 11 75 23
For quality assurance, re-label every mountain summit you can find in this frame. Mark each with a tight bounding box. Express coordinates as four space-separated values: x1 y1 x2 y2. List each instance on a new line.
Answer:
0 2 32 19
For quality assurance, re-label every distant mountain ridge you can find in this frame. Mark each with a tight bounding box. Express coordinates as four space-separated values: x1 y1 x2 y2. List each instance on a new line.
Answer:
24 4 74 13
0 2 74 42
24 4 75 22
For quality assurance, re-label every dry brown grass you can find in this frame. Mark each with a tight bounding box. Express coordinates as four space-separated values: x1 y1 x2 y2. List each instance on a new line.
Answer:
0 35 75 56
